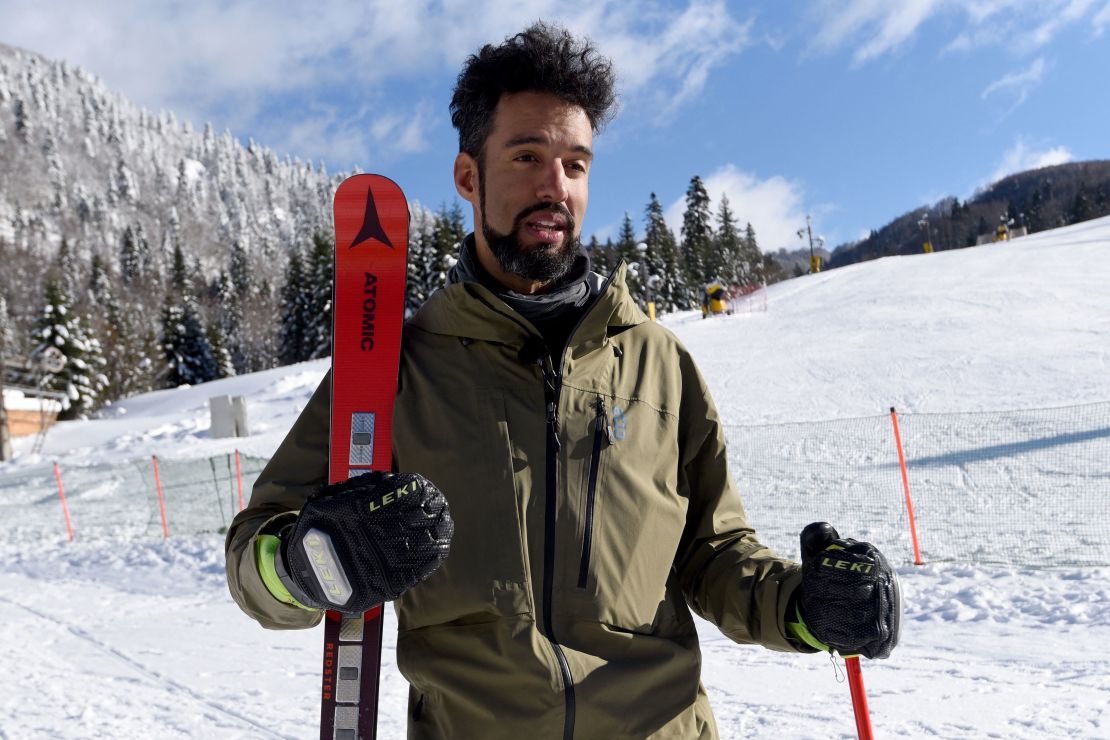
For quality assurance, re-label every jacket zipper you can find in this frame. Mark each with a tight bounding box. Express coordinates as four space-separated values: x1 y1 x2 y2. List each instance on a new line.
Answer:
577 396 609 588
538 353 576 740
475 266 624 740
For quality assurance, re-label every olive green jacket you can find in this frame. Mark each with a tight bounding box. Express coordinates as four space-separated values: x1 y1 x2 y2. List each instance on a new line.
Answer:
226 264 804 739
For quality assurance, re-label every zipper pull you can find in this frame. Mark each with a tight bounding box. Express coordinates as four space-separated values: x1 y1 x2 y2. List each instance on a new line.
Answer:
547 401 562 450
594 397 614 443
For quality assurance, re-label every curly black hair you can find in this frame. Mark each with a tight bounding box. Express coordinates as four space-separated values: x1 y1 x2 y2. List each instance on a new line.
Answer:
450 21 617 161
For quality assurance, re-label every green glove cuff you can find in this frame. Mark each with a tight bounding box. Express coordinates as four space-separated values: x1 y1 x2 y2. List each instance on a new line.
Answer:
786 603 832 653
256 533 318 612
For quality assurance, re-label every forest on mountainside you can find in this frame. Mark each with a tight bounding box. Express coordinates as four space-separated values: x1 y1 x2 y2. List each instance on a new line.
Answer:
828 160 1110 268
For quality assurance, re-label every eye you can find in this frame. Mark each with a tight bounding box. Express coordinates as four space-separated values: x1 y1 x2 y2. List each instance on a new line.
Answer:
566 161 588 174
514 153 538 163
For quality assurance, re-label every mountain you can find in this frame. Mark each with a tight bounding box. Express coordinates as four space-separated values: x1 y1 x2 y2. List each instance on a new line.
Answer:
0 42 457 413
827 160 1110 268
0 41 343 295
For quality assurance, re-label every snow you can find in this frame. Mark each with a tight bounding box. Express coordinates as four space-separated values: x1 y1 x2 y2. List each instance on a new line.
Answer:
1 389 62 413
2 216 1110 737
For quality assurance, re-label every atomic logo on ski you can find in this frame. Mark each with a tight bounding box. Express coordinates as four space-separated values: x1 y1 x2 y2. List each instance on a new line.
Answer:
349 187 395 250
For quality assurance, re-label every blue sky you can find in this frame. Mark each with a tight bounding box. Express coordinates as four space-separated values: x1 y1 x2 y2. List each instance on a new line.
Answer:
3 1 1109 253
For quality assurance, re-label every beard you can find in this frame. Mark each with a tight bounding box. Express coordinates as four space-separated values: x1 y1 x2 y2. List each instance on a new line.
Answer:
479 173 581 285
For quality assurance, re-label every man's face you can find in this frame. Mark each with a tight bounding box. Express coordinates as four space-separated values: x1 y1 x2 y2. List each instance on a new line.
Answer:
456 91 593 290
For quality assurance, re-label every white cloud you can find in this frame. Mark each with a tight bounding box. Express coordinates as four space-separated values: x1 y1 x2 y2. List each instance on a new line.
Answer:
0 0 752 152
1094 1 1110 34
664 165 809 253
590 1 754 119
981 57 1047 111
807 0 941 63
854 0 940 62
1027 0 1097 48
808 0 1105 61
989 138 1074 184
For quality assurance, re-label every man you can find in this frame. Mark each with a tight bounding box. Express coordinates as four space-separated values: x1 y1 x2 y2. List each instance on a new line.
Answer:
226 22 899 739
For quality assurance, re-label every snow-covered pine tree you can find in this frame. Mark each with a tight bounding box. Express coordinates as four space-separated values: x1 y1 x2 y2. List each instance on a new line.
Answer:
158 243 217 388
278 248 309 365
208 321 236 379
644 193 687 312
681 176 714 296
614 212 642 302
55 237 80 299
0 295 14 357
586 235 611 276
715 195 744 286
31 279 108 419
405 204 437 316
120 224 149 285
305 231 333 360
158 292 218 388
431 202 467 285
741 221 765 284
213 271 243 375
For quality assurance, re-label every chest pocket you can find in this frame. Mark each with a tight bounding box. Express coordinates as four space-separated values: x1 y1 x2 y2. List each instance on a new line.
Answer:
393 386 534 631
569 391 690 633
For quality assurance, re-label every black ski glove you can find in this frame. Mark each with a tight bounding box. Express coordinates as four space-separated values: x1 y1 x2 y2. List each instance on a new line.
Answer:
275 471 453 616
794 522 901 659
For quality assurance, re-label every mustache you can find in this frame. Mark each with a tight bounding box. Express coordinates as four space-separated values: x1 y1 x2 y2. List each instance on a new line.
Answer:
514 202 574 225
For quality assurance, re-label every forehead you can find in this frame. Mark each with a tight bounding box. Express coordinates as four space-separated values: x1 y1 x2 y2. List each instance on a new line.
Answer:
488 91 593 148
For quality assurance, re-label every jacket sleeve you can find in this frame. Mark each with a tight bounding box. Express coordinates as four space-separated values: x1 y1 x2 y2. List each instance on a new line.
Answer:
672 349 809 653
224 371 332 630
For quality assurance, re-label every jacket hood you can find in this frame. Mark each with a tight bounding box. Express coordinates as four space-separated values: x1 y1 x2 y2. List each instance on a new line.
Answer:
407 261 647 351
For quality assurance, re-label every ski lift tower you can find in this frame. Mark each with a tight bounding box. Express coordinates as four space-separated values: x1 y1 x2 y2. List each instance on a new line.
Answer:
918 212 934 253
797 215 825 273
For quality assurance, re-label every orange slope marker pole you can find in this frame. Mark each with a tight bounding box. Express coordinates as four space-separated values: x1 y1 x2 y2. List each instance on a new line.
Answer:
234 449 246 512
889 407 923 565
52 462 75 542
151 455 170 539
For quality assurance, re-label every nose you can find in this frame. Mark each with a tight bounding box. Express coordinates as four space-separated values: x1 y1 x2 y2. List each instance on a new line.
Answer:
536 159 569 204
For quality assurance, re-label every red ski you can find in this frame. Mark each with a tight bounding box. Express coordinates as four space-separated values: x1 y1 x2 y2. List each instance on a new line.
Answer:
323 174 409 740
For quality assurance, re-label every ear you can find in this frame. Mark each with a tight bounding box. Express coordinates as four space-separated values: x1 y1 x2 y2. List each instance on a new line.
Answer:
453 152 479 206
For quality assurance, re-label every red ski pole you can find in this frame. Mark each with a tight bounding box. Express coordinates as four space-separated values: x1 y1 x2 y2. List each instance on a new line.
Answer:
845 656 874 740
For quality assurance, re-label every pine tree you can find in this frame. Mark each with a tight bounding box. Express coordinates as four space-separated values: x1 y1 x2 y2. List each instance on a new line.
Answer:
644 193 687 312
214 271 245 373
101 290 155 401
681 176 714 292
279 249 310 365
229 240 252 297
158 293 218 388
586 235 611 276
740 222 765 284
1070 183 1095 223
56 238 79 298
13 98 30 143
406 206 438 316
208 322 237 379
31 279 109 419
430 202 468 284
305 232 334 359
614 212 642 301
120 226 142 285
158 241 218 387
87 254 112 303
715 195 743 286
0 295 14 359
170 242 189 294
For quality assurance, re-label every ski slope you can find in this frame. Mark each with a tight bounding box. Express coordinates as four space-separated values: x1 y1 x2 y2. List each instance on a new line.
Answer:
2 216 1109 738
